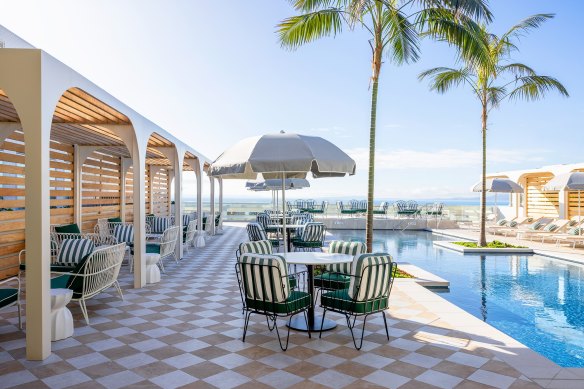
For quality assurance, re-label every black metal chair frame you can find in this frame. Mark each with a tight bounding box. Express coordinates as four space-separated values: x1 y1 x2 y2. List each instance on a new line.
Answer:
235 261 311 351
319 261 397 350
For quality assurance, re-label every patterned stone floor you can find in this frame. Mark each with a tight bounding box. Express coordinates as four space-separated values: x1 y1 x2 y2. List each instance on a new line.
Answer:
0 223 577 388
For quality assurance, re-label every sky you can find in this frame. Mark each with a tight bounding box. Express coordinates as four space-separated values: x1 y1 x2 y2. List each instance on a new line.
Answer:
1 0 582 201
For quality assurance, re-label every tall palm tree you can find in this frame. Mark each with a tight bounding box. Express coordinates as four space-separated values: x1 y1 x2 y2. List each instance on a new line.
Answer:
277 0 491 251
419 14 568 247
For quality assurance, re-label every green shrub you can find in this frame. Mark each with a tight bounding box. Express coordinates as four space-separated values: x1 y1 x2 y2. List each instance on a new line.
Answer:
453 241 527 249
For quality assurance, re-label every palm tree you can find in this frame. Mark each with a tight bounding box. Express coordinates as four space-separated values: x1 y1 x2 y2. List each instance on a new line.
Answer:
277 0 491 251
419 14 568 247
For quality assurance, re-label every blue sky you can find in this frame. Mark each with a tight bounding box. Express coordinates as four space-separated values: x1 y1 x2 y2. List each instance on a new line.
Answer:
1 1 582 201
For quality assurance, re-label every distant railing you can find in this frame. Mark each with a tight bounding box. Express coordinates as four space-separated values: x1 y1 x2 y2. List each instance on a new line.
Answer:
182 201 498 223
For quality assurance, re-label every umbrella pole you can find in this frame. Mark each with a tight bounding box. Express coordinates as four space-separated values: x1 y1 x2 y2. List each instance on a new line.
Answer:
282 172 287 252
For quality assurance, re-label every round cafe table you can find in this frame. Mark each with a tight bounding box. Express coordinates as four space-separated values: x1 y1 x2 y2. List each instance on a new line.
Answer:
281 251 353 332
272 224 305 251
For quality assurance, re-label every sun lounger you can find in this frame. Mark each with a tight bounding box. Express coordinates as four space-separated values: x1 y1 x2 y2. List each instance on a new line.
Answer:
498 217 547 237
489 216 534 236
553 222 584 248
517 219 572 242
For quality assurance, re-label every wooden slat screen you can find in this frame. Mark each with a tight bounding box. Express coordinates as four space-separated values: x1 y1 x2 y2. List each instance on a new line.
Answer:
525 174 559 218
151 168 170 216
125 166 134 222
0 132 75 278
80 151 121 232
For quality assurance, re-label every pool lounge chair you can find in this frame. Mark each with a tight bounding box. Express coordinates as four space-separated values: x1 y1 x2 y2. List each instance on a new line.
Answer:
517 219 571 242
553 221 584 248
498 217 547 237
487 216 529 235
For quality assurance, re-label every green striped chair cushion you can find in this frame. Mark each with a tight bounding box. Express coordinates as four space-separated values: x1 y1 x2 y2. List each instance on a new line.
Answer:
321 289 389 314
247 223 268 241
348 253 393 301
325 241 366 274
114 224 134 244
238 254 290 303
151 217 170 234
245 290 310 314
182 215 191 226
0 288 18 308
543 223 558 232
509 220 518 227
528 221 544 231
568 227 583 235
497 219 508 226
314 273 351 290
239 240 273 255
298 222 325 243
56 238 95 266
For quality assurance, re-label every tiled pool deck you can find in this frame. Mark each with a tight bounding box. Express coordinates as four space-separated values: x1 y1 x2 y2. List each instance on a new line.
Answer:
1 223 583 389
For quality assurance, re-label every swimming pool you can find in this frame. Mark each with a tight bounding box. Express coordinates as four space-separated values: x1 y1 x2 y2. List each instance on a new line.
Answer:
330 229 584 368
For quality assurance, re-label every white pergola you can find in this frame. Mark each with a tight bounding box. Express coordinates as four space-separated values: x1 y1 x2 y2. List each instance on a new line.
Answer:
0 26 223 360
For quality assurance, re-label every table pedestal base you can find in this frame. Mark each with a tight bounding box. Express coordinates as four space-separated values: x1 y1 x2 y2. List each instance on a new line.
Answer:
287 315 337 332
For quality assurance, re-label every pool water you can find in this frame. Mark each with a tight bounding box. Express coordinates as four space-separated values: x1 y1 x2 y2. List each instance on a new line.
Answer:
330 229 584 367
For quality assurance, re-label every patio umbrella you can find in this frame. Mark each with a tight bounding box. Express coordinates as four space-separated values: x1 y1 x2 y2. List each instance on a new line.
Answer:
543 172 584 232
472 178 524 220
209 131 356 250
246 178 310 212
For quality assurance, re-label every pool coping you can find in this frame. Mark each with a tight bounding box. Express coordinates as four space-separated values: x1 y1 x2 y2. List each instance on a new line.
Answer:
395 279 584 388
396 262 450 288
433 240 534 254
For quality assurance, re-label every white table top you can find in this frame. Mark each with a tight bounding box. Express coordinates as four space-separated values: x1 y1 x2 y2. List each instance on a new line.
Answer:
281 252 353 265
271 224 305 229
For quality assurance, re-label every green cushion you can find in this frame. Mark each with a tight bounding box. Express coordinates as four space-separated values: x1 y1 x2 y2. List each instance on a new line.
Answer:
50 274 70 290
245 290 310 314
289 275 297 289
130 243 160 255
54 223 81 234
314 272 350 290
50 264 76 273
108 217 123 223
0 288 18 308
294 241 323 248
321 289 388 314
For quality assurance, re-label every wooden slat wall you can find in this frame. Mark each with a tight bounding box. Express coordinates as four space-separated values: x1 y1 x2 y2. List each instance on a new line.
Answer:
151 168 170 216
526 174 559 218
0 132 75 278
80 151 122 232
125 167 134 222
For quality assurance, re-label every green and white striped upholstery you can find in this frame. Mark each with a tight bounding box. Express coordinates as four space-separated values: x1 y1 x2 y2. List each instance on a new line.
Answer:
151 217 170 234
509 220 518 227
543 223 558 232
238 254 289 303
182 214 191 227
113 224 134 244
528 220 544 231
239 240 273 255
348 253 393 301
325 241 366 274
568 227 583 235
299 222 325 244
56 238 95 266
247 223 268 241
497 219 508 226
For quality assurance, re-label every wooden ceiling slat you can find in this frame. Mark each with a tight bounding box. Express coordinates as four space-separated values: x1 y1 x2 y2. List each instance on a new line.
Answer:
60 95 119 123
66 89 129 123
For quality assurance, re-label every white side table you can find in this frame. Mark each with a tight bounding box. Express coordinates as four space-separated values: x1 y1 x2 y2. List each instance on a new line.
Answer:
145 253 161 284
50 288 74 341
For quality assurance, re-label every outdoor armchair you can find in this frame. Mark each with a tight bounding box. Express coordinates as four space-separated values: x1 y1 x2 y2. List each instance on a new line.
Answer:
0 266 21 330
319 253 396 350
372 202 389 218
50 243 126 325
292 222 326 251
235 253 311 351
183 220 197 252
314 240 366 300
247 222 280 251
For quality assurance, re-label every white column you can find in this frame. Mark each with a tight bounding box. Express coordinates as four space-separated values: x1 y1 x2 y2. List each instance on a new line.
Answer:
218 178 224 233
173 165 183 259
559 189 567 219
209 175 215 235
132 141 147 288
196 164 203 234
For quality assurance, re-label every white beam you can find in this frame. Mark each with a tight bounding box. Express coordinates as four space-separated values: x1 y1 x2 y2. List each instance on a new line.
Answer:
209 175 215 236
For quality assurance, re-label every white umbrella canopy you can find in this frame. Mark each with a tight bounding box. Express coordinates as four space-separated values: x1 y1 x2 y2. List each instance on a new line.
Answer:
210 132 356 250
472 178 524 193
247 178 310 191
209 132 356 179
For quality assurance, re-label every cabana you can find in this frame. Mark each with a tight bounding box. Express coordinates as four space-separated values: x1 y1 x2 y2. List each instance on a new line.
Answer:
0 26 223 360
486 163 584 221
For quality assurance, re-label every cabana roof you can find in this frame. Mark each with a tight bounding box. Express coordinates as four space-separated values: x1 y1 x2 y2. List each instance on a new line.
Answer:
487 163 584 182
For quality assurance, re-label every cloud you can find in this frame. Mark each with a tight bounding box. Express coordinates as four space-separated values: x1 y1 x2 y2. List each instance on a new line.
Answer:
346 148 548 170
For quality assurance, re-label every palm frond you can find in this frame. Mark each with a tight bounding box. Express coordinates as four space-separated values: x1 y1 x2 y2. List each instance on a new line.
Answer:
290 0 347 12
486 86 506 109
277 9 345 49
500 14 554 42
383 7 420 64
499 63 536 78
419 8 491 68
508 75 569 102
347 0 372 27
412 0 492 22
418 67 472 94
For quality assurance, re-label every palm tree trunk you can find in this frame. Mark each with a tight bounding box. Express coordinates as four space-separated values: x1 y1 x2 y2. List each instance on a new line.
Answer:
366 40 382 252
479 103 487 247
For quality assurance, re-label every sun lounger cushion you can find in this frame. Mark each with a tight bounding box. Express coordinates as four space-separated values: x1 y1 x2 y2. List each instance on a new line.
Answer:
497 219 507 226
528 221 544 231
56 239 95 266
509 221 518 227
543 224 559 232
568 227 583 235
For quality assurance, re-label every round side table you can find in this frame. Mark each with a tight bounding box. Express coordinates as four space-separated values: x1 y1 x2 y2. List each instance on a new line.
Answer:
50 288 74 341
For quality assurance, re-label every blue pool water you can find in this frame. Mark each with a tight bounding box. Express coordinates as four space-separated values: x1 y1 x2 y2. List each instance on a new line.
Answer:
330 230 584 367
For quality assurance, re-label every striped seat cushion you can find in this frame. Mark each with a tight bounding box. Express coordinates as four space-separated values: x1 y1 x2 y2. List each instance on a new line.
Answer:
528 221 544 231
151 217 170 234
326 241 366 274
114 224 134 244
509 220 518 227
239 240 273 255
543 223 558 232
246 223 268 241
348 253 393 301
182 215 191 226
497 219 508 226
299 222 325 243
321 289 389 314
238 254 289 303
568 227 583 236
56 238 95 266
